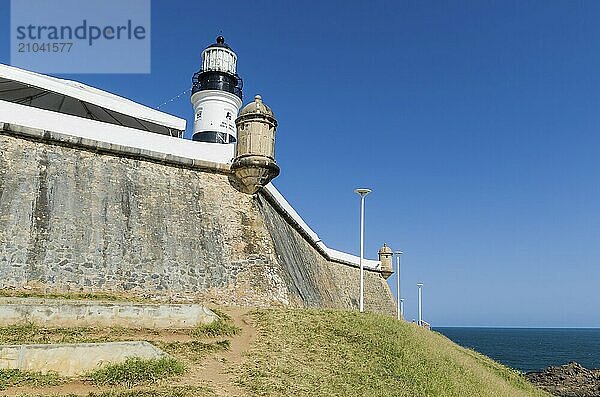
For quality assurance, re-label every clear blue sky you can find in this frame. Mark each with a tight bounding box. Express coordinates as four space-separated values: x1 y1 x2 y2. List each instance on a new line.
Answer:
1 0 599 327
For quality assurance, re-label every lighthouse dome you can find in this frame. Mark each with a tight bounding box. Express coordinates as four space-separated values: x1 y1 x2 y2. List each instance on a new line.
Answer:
205 35 231 50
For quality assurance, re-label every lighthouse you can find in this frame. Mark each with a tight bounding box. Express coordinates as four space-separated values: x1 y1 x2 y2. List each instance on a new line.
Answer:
191 36 243 144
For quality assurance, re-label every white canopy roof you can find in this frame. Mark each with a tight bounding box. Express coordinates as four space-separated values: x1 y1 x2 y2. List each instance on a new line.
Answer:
0 63 185 134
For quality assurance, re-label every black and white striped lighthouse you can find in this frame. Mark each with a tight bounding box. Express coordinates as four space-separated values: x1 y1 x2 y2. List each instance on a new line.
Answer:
190 36 243 144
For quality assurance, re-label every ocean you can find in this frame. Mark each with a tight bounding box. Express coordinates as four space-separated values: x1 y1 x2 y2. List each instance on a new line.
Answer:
434 327 600 373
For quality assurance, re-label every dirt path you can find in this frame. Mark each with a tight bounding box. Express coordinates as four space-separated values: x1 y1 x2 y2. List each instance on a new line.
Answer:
188 307 257 397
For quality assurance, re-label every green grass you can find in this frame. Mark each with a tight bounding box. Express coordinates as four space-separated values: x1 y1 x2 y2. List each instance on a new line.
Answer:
0 323 107 345
84 386 214 396
12 385 215 397
87 357 186 387
0 323 198 345
191 316 241 338
0 368 63 390
0 313 238 345
0 289 149 302
159 339 230 362
237 309 550 397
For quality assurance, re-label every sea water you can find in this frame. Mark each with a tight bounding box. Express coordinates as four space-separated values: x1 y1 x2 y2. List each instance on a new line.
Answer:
434 327 600 372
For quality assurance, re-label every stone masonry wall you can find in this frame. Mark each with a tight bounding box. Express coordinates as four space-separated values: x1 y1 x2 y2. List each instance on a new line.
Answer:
0 128 395 314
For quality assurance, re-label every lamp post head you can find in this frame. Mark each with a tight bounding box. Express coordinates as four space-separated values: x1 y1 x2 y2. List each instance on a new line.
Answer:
354 188 372 197
394 251 404 256
417 283 423 288
400 298 405 302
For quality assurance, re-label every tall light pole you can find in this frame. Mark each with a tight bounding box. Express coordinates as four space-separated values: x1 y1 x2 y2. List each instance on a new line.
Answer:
417 283 423 326
354 188 371 313
394 251 403 320
400 299 405 319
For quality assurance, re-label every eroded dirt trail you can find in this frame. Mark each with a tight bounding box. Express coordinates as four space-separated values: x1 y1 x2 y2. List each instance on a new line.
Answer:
189 307 257 397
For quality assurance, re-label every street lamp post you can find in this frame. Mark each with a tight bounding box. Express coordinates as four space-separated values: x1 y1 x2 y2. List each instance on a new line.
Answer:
394 251 403 320
400 298 405 319
417 283 424 326
354 188 371 313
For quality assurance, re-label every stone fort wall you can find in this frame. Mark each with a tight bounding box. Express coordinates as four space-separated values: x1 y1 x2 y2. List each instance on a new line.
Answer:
0 124 395 315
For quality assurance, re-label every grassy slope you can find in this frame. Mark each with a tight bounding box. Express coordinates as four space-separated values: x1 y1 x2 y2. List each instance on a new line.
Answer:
238 309 550 397
0 302 549 397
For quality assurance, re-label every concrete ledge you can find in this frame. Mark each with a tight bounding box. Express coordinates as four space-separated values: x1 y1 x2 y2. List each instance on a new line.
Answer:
0 341 167 376
0 298 218 329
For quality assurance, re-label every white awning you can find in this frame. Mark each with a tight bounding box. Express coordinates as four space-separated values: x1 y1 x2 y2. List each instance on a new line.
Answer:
0 63 185 135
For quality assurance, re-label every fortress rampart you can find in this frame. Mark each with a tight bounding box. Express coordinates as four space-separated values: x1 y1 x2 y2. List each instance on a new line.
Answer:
0 123 396 315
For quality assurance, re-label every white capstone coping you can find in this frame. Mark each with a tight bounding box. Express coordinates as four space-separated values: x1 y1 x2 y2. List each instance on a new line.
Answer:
0 341 168 376
0 298 218 329
0 100 234 164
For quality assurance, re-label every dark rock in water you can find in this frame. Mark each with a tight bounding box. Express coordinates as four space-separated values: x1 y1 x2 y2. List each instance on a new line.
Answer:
526 362 600 397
